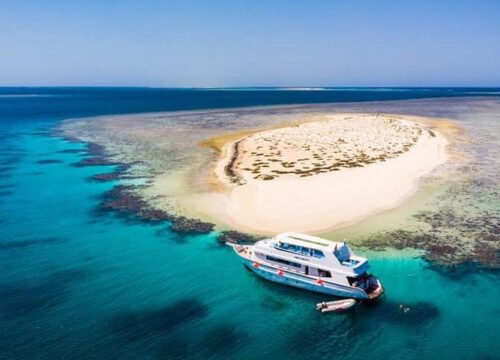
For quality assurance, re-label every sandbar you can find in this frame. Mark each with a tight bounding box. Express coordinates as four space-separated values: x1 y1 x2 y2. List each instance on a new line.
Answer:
193 113 448 233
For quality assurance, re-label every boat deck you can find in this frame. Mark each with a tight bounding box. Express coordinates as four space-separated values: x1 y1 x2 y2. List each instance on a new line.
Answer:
232 244 253 260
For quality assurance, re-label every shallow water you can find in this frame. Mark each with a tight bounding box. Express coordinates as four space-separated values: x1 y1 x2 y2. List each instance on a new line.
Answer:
0 88 499 359
61 96 500 265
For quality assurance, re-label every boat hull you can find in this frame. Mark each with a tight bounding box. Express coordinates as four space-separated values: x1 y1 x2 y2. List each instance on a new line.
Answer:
243 260 368 300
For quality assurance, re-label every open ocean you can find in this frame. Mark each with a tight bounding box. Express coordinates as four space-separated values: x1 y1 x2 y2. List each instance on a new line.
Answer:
0 87 499 360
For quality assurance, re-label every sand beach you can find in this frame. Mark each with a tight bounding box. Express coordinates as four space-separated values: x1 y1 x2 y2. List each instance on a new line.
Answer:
194 113 448 233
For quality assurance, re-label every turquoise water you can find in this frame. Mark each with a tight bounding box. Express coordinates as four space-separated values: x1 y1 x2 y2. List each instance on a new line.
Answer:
0 88 499 359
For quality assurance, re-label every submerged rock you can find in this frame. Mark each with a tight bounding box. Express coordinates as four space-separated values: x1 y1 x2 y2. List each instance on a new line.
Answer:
101 185 169 222
170 217 214 234
91 172 123 182
90 164 131 182
101 185 215 234
216 230 262 245
73 157 120 167
58 148 86 154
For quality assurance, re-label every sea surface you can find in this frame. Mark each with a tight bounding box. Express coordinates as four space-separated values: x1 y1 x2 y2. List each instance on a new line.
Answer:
0 87 499 360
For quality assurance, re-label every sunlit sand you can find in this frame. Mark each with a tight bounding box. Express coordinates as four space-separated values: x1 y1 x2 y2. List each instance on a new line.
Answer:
194 113 448 233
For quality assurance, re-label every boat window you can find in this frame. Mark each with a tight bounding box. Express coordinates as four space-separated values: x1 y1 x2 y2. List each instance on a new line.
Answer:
318 269 331 278
276 243 324 258
341 258 360 267
299 246 310 256
346 276 358 286
311 249 325 258
266 255 301 268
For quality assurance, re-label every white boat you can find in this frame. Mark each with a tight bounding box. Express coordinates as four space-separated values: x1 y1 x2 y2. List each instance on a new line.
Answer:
316 299 357 313
229 232 384 300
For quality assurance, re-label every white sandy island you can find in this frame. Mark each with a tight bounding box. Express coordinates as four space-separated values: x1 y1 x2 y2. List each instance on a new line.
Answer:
192 113 448 234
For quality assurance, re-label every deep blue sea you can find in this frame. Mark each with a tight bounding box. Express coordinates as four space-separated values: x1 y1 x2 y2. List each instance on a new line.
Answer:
0 87 499 360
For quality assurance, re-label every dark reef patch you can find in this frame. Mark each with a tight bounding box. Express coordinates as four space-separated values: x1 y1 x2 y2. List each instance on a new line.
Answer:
35 159 64 165
53 135 215 234
0 166 17 174
58 148 87 154
216 230 263 245
198 323 248 356
90 165 130 182
155 323 247 358
0 269 89 318
0 237 65 251
170 217 214 234
100 185 173 223
356 155 500 268
0 190 13 198
110 299 208 343
423 260 500 281
155 333 191 360
73 157 121 167
99 185 214 234
72 142 121 167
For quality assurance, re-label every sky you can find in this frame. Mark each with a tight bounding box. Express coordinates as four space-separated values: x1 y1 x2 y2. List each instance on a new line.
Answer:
1 0 500 87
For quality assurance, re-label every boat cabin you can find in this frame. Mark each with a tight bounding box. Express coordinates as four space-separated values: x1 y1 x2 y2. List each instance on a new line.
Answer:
253 232 370 282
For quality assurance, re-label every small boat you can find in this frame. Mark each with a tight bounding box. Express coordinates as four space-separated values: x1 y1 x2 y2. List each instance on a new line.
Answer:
316 299 357 313
228 232 384 300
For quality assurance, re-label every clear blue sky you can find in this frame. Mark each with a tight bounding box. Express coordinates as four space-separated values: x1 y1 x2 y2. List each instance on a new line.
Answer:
2 0 500 87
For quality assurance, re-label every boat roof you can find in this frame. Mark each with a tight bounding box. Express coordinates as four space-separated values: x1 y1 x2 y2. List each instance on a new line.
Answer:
274 232 343 250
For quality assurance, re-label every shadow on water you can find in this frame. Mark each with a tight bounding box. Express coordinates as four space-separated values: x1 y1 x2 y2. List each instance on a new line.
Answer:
155 323 248 360
286 311 359 358
260 295 289 312
110 299 208 344
366 300 440 327
285 299 440 358
198 323 248 356
0 269 89 318
0 237 66 251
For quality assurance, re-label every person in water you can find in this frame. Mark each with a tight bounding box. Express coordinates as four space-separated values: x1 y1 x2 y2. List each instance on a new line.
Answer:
399 304 411 313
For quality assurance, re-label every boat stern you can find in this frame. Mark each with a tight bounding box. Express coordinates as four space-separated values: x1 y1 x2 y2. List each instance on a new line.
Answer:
366 277 384 300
